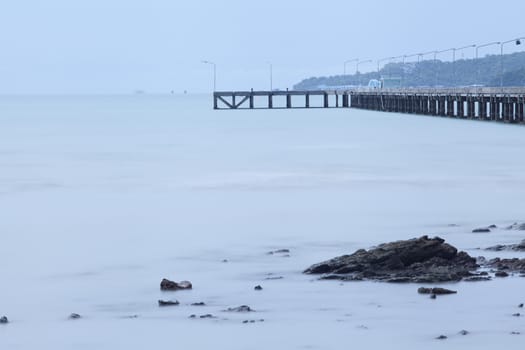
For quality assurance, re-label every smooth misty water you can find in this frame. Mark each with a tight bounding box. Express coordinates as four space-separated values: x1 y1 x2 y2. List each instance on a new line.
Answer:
1 94 525 349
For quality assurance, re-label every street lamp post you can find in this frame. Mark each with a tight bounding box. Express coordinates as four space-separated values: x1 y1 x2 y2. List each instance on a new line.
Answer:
452 45 476 86
201 60 216 91
377 57 393 79
344 58 359 75
433 48 454 87
267 62 273 91
356 59 373 87
402 53 420 87
500 38 524 88
476 41 500 85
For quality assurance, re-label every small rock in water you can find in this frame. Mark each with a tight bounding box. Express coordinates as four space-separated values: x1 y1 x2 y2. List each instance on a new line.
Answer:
158 300 180 307
518 303 523 308
160 278 192 291
495 271 509 277
459 330 469 336
189 314 196 318
463 276 491 282
242 319 264 324
436 335 447 340
267 249 290 255
265 276 284 280
512 313 521 317
254 285 263 291
224 305 253 312
511 331 521 335
418 287 457 295
69 313 81 320
430 294 437 299
199 314 215 319
191 302 206 306
0 316 8 324
488 224 497 229
472 228 491 233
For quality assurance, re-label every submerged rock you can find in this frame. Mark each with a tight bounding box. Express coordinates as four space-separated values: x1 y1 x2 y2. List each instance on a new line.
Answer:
191 302 206 306
418 287 457 295
459 330 469 336
224 305 254 312
160 278 192 291
487 258 525 273
436 335 447 340
158 300 180 307
472 228 491 233
304 236 478 283
505 223 525 231
69 313 81 320
0 316 8 324
267 249 290 255
486 240 525 252
254 285 263 291
495 271 509 277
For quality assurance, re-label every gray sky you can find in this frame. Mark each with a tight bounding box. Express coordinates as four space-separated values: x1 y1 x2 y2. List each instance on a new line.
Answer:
1 0 524 94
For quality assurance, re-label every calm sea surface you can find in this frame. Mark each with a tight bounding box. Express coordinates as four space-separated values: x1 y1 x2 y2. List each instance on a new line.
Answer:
1 94 524 349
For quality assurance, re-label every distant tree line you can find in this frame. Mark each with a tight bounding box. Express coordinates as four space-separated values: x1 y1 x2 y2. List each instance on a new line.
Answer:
293 51 525 90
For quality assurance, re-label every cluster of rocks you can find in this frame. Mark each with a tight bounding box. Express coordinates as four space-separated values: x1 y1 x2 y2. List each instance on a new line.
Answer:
304 236 480 283
160 279 192 291
486 239 525 252
304 234 525 283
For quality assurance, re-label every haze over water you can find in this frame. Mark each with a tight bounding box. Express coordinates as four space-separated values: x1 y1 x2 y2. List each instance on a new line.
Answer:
1 94 525 349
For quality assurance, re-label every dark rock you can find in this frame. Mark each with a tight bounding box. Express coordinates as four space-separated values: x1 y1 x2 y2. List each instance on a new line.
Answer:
418 287 457 295
511 331 521 335
189 314 196 318
265 276 284 280
430 294 437 299
487 258 525 272
436 335 447 340
495 271 509 277
267 249 290 255
254 285 263 291
69 313 81 320
0 316 8 324
472 228 491 233
199 314 215 319
191 302 206 306
459 330 469 336
519 303 523 308
222 259 228 263
512 313 521 317
486 240 525 252
304 236 478 283
463 276 491 282
224 305 253 312
160 278 192 291
488 225 497 229
242 319 264 324
158 300 180 307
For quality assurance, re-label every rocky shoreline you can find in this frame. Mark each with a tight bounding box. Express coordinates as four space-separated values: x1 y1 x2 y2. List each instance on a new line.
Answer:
304 234 525 283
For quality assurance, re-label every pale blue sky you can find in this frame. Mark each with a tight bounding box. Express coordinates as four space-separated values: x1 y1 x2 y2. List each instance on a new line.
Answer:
0 0 524 94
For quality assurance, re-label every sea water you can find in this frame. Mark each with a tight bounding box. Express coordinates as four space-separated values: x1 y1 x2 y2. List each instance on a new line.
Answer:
1 94 524 349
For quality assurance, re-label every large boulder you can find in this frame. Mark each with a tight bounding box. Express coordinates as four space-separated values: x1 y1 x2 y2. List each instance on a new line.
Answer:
304 236 478 283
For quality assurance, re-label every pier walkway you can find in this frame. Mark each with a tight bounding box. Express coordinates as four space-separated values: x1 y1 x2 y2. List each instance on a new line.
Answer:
214 88 525 124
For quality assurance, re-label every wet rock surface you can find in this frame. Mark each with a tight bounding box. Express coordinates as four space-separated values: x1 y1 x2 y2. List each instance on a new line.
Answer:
254 285 263 291
487 258 525 273
224 305 254 312
160 278 192 291
472 227 491 233
486 240 525 252
304 236 478 283
505 223 525 230
191 302 206 306
158 300 179 307
418 287 457 295
0 316 8 324
69 313 81 319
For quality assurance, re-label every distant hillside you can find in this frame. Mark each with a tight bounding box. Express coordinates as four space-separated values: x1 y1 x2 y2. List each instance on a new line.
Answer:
294 51 525 90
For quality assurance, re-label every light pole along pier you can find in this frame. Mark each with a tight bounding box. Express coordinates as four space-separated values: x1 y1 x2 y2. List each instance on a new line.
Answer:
213 88 525 124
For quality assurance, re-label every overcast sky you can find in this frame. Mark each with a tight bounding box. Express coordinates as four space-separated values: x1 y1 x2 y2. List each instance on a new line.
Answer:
1 0 524 94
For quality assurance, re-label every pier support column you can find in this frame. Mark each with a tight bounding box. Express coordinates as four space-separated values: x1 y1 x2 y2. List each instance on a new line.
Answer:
447 97 454 117
305 94 310 108
213 95 218 110
323 93 329 108
268 94 273 109
342 94 348 108
479 97 486 120
249 95 254 109
516 96 525 124
457 96 464 118
286 94 291 109
467 97 475 119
